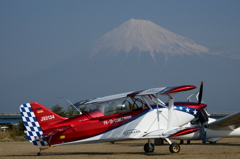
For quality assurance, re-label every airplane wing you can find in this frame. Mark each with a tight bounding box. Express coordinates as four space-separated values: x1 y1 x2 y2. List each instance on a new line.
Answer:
168 127 199 137
74 85 196 106
208 112 240 130
164 127 199 138
143 127 199 138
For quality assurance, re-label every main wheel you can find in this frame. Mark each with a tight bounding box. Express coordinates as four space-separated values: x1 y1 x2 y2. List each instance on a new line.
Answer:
144 143 155 153
179 140 184 144
169 142 180 153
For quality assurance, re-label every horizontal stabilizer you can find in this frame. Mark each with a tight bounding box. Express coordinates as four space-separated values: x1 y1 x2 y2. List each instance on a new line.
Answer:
37 125 72 139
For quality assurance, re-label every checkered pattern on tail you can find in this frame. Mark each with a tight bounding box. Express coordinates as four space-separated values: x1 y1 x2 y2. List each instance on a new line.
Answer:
20 103 48 146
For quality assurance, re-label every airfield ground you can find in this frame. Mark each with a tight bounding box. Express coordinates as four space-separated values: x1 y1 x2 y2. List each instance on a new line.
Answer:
0 138 240 159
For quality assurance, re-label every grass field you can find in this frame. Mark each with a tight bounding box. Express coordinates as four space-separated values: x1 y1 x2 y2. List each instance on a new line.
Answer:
1 138 240 159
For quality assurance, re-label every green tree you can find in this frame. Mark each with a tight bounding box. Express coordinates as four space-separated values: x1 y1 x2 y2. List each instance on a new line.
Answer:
51 104 67 117
66 106 80 118
18 120 25 133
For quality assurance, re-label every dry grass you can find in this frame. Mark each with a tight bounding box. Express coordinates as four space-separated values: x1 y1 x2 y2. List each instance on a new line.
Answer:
0 138 240 159
0 129 27 142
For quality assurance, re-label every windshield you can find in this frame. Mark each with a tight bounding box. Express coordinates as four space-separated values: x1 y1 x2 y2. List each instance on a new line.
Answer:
187 92 206 103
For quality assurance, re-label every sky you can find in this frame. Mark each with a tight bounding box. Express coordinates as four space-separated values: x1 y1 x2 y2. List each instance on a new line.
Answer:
1 0 240 83
0 0 240 113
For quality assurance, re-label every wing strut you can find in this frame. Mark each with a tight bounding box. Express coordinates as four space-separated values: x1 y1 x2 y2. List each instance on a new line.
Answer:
156 94 161 135
167 93 175 129
141 95 153 110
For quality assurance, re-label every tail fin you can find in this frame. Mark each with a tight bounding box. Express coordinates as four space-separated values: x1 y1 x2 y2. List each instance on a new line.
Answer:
20 102 67 146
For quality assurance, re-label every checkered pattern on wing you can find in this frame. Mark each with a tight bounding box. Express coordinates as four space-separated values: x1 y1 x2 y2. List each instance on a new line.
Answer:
20 103 48 146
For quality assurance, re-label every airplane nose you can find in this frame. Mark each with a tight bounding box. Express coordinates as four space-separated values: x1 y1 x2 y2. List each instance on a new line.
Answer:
187 103 207 110
174 102 207 110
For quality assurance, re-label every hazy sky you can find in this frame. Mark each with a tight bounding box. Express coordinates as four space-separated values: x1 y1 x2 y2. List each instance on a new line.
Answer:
1 0 240 84
1 1 240 115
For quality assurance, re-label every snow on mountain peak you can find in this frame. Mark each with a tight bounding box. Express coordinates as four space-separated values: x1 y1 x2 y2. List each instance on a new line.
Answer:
91 19 209 59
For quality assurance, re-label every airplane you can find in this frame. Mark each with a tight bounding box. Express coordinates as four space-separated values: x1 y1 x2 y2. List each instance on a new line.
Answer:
19 83 207 156
172 110 240 144
171 91 240 144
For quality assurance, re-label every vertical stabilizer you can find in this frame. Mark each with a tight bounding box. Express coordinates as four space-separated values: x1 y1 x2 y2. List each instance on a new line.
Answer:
19 102 68 146
20 103 48 146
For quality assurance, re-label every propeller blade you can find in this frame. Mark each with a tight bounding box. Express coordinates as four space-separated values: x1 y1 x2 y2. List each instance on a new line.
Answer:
198 81 203 104
198 81 207 144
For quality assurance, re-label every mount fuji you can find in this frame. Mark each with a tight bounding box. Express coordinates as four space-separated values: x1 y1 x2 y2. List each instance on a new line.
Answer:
1 19 239 113
92 19 210 60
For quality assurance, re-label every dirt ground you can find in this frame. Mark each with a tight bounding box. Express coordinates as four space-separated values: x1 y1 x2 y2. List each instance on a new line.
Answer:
0 138 240 159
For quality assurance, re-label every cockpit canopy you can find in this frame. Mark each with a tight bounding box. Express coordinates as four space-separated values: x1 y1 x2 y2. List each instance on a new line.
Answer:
75 95 165 116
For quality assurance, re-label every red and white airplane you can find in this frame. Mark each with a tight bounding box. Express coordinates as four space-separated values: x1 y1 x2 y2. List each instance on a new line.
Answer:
20 84 207 155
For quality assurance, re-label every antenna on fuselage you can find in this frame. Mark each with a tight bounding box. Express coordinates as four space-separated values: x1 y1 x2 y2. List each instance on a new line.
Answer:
67 99 82 115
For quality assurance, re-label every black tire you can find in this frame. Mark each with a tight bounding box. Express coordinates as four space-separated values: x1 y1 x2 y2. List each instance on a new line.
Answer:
37 151 42 156
179 140 184 144
144 143 155 153
169 142 180 153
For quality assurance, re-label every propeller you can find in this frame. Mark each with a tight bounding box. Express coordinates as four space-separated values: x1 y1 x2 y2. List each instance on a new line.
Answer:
197 81 208 144
197 81 208 123
198 81 203 104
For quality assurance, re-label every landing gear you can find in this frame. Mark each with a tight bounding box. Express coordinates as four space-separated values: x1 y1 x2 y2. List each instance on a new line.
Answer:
144 139 155 153
36 146 55 156
165 138 181 153
169 142 180 153
144 143 155 152
179 140 191 145
37 151 42 156
144 138 181 153
180 140 184 144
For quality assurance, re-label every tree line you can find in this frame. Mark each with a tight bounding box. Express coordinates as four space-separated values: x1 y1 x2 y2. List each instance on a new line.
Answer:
51 104 80 117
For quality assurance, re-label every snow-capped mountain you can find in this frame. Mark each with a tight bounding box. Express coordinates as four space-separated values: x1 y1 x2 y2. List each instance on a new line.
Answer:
91 19 209 60
1 19 239 114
